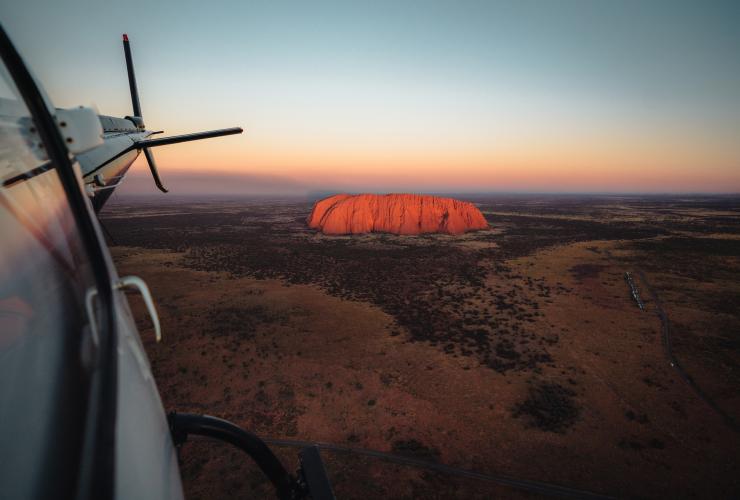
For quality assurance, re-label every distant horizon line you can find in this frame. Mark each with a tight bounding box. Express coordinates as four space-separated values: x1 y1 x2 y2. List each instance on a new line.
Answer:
110 190 740 200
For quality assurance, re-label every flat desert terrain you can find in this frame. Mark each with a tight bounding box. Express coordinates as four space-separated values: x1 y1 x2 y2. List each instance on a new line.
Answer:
102 194 740 499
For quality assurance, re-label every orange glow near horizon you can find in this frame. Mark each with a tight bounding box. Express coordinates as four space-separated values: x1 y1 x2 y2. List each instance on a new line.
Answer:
146 129 740 194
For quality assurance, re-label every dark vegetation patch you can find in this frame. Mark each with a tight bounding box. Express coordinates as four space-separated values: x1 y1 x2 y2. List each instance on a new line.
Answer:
628 237 740 282
711 291 740 317
618 437 666 451
512 382 581 433
715 330 740 351
569 263 607 281
670 321 740 391
391 439 441 463
625 410 650 424
632 237 740 258
489 214 667 259
203 305 289 338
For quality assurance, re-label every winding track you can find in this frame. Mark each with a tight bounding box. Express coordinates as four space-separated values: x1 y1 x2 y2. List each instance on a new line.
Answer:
636 270 739 432
602 247 737 432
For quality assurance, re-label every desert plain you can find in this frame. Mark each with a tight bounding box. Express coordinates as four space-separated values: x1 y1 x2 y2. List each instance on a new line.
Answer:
102 194 740 499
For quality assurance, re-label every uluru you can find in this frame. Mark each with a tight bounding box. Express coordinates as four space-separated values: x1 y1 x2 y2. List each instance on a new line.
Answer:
307 193 489 235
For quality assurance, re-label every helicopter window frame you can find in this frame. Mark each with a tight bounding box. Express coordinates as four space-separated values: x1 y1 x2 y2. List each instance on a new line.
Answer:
0 25 118 500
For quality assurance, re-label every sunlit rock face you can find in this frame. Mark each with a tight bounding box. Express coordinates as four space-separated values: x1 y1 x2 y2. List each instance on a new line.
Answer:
307 193 489 235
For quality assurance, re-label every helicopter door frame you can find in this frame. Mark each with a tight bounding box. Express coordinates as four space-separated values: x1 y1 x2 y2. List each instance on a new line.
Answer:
0 25 119 500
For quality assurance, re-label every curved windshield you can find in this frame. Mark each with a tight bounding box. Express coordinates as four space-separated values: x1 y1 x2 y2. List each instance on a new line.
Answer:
0 55 98 499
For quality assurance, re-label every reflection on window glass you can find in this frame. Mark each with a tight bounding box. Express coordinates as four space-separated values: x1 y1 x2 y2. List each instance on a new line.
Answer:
0 55 97 499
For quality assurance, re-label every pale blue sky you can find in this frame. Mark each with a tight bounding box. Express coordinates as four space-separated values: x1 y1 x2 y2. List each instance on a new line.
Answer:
2 0 739 193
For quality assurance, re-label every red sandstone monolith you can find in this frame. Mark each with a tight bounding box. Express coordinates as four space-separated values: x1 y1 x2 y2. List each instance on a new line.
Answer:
307 193 489 235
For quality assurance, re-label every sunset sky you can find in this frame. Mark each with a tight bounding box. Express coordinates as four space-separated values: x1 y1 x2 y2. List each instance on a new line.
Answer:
3 0 740 194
